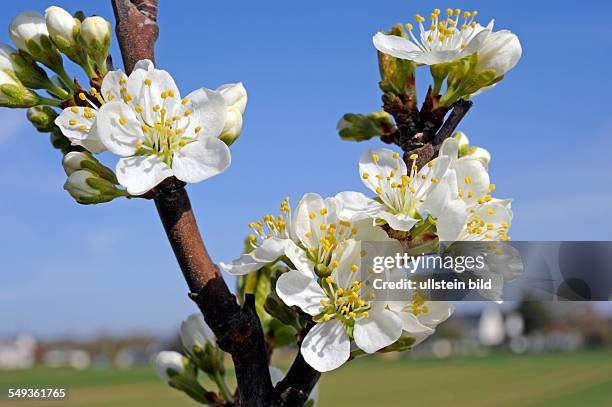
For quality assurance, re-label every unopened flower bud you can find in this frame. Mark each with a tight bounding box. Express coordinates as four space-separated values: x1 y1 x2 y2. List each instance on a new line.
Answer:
218 106 243 146
9 11 65 73
78 16 111 71
337 111 394 142
62 151 118 183
154 351 191 381
27 106 58 132
453 132 491 165
217 82 247 114
180 313 225 376
0 70 41 108
45 6 84 66
0 43 69 99
153 351 211 404
475 30 522 78
64 169 126 204
50 129 73 152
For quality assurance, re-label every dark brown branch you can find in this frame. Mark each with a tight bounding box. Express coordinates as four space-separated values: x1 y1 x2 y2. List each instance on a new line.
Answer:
111 0 159 73
153 183 274 406
433 99 473 145
273 352 321 406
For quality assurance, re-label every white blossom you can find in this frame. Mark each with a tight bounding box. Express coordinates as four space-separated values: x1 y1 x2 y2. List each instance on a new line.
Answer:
335 148 452 232
373 8 493 66
55 59 232 195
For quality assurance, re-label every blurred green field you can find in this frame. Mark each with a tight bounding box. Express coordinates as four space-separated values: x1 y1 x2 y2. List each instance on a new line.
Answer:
1 352 611 406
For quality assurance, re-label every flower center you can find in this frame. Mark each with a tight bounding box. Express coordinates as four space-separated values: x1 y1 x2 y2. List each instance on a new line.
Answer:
405 8 481 52
302 206 361 267
248 197 291 246
363 152 439 216
316 274 370 325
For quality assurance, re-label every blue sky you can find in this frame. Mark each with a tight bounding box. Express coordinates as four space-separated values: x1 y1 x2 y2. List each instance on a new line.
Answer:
1 1 611 339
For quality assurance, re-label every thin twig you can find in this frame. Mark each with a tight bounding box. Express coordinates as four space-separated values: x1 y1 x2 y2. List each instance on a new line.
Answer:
433 99 473 145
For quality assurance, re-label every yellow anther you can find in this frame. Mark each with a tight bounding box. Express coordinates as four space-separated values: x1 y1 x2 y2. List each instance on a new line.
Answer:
446 8 453 16
463 11 471 18
454 8 461 16
119 116 127 125
376 187 383 194
319 224 327 231
410 153 418 160
488 183 496 192
487 208 494 215
464 176 473 184
427 34 434 42
472 11 478 16
325 276 333 284
392 152 399 159
405 23 413 31
362 172 370 180
502 223 510 229
331 260 339 269
467 191 473 198
68 119 77 126
181 97 189 105
70 107 79 113
348 311 357 319
160 91 168 99
144 79 152 86
485 233 493 239
351 264 358 273
351 227 358 235
323 314 331 321
371 154 380 162
433 8 440 15
309 212 316 220
320 299 328 306
153 105 160 112
320 208 327 215
304 231 312 238
431 177 439 183
415 14 425 23
336 288 344 296
78 92 87 101
357 300 365 307
194 126 202 133
363 311 369 318
167 90 175 97
471 21 477 28
376 174 385 180
78 125 86 132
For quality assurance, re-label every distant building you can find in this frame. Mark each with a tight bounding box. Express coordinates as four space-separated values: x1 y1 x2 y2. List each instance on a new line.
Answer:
0 334 36 370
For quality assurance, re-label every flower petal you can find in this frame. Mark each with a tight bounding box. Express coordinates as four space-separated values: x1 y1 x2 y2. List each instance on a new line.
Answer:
455 158 490 206
55 106 105 153
219 238 288 275
96 101 144 156
181 87 227 139
127 62 181 123
373 32 422 60
418 301 454 327
116 155 172 195
359 148 406 195
436 199 467 242
354 302 403 354
284 240 315 277
335 191 385 221
377 210 417 232
172 137 231 183
100 69 128 102
276 270 326 316
301 320 350 372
